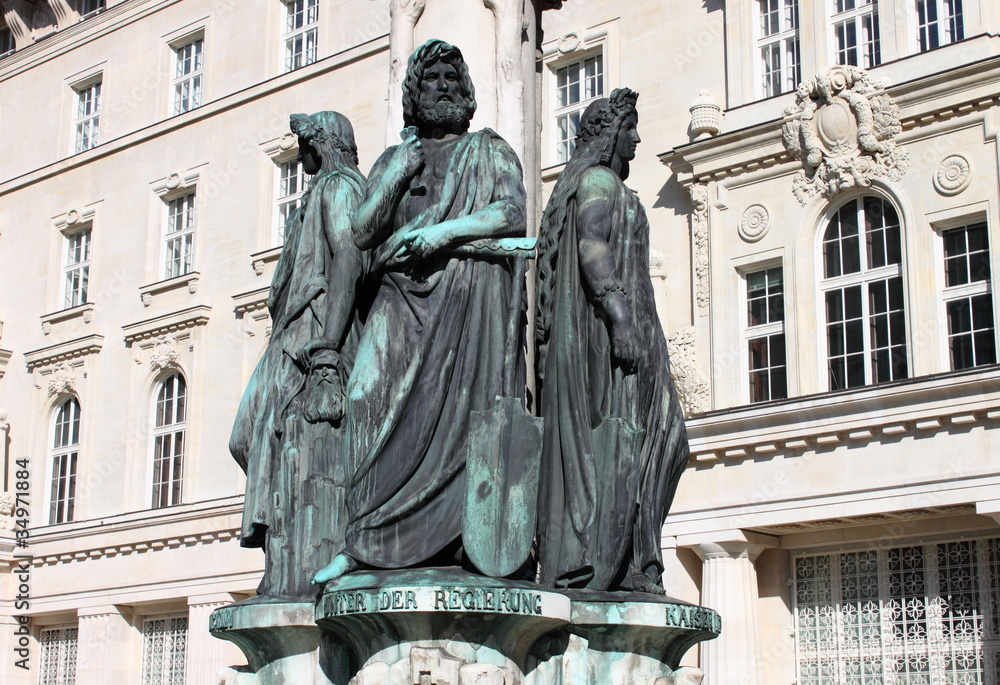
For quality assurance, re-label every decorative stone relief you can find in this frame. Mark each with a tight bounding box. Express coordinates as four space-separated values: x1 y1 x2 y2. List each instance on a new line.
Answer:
41 321 53 335
149 335 181 372
738 204 769 242
0 491 16 531
47 362 77 397
141 293 153 307
557 31 582 54
782 65 908 206
666 327 710 415
689 184 710 310
252 259 266 276
933 154 972 195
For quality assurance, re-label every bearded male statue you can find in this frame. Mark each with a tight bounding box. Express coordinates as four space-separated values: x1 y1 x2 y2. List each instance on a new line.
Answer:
313 39 528 584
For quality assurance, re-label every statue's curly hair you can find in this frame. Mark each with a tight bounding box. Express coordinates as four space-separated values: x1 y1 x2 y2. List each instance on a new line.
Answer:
289 112 360 166
402 39 477 129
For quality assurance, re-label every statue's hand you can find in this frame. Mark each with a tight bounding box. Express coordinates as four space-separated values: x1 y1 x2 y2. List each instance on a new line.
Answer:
611 319 640 373
402 225 453 259
393 130 424 180
295 337 337 370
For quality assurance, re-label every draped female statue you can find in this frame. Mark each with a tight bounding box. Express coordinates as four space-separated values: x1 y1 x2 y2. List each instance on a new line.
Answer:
230 111 366 600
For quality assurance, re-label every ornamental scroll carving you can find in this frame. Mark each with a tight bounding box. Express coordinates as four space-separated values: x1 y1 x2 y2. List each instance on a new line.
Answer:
782 66 908 206
666 327 709 416
689 184 709 310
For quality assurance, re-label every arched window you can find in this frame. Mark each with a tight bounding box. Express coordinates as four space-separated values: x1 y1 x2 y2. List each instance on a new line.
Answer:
50 398 80 524
152 373 186 508
822 196 908 389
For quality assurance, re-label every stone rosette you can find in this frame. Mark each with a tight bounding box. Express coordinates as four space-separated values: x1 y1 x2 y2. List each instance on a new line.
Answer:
933 154 972 195
781 65 908 205
739 204 770 242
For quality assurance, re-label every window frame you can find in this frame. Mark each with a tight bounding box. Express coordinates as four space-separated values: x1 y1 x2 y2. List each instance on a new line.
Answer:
830 0 881 69
171 35 204 115
274 155 307 246
818 194 910 391
48 397 81 525
38 623 79 685
915 0 965 52
78 0 106 21
755 0 801 99
150 373 187 509
793 535 1000 685
742 262 789 403
550 50 605 165
61 224 92 310
72 76 102 154
282 0 319 73
162 191 196 281
140 613 188 685
937 218 997 370
0 20 14 58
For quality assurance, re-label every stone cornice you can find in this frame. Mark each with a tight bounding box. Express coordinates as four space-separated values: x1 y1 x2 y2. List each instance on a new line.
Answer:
232 287 269 316
23 333 103 371
122 304 210 344
686 367 1000 464
26 496 244 566
0 348 11 378
660 53 1000 187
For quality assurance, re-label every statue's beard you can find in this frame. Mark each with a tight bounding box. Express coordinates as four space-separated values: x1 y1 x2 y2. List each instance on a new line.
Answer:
303 371 344 424
416 101 470 132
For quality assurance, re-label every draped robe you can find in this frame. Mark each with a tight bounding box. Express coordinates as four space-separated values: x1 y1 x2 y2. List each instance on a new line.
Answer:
342 129 526 569
536 167 689 591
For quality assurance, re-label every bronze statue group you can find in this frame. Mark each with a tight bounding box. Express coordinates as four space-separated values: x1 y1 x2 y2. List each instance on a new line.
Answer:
229 39 690 602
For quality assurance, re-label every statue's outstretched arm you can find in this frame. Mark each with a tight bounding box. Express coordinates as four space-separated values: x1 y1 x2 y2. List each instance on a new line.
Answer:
389 140 526 263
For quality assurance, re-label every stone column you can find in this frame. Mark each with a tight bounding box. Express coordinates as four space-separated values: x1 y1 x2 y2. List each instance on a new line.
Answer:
187 593 244 685
76 605 139 685
691 541 765 685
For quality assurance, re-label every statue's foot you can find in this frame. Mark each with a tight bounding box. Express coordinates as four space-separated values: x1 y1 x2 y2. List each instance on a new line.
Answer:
311 553 360 586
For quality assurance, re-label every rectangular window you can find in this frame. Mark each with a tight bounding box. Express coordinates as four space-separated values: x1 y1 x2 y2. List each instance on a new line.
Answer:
943 222 996 369
73 80 101 154
832 0 880 68
0 23 14 57
62 228 91 310
795 537 1000 685
553 52 604 164
757 0 800 98
164 193 195 280
917 0 964 51
172 38 204 115
39 625 78 685
746 267 788 402
276 159 306 244
283 0 319 73
79 0 105 20
140 616 187 685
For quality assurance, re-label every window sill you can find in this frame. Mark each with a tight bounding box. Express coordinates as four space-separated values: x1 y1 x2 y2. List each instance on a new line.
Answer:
39 302 95 335
250 246 282 276
138 272 201 307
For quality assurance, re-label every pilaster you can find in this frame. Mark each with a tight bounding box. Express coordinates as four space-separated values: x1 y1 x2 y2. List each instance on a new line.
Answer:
187 593 244 685
76 605 139 685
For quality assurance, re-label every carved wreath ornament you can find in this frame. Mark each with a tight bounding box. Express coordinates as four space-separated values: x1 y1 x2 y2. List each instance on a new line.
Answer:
782 65 908 206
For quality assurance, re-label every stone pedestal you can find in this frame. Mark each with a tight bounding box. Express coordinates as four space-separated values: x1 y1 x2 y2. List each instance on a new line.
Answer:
211 570 720 685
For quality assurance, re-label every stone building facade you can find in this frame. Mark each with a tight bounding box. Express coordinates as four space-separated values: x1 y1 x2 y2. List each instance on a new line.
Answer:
1 1 998 684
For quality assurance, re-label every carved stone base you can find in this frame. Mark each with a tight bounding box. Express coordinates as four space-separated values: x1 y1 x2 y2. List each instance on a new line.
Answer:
210 570 720 685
